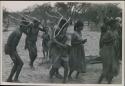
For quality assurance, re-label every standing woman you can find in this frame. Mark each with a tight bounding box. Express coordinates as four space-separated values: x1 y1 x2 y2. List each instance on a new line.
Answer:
99 17 110 49
98 19 120 84
68 20 87 79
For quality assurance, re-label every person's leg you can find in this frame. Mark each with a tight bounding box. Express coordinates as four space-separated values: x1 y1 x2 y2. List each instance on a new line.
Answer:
13 52 24 81
46 49 50 62
68 69 73 79
76 71 80 79
28 45 32 66
62 61 68 83
55 68 63 79
49 66 56 83
49 67 56 79
107 75 113 84
54 59 62 79
98 73 104 84
7 52 18 82
43 50 45 59
29 44 37 68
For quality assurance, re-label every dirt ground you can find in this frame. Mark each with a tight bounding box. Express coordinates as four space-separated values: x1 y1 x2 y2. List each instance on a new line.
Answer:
2 26 122 84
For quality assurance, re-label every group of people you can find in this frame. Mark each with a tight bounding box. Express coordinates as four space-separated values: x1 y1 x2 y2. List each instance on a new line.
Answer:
4 15 122 84
5 17 47 82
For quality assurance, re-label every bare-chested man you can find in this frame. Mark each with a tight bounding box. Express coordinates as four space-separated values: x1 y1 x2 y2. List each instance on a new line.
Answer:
5 17 29 82
25 18 46 69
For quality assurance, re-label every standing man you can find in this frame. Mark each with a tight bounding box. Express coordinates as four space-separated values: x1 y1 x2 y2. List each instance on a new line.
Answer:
25 18 46 69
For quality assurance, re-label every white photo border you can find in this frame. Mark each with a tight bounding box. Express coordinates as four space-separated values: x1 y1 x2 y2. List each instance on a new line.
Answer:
0 1 124 86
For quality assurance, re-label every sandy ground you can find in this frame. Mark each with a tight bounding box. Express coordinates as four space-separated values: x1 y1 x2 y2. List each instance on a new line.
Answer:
2 26 122 84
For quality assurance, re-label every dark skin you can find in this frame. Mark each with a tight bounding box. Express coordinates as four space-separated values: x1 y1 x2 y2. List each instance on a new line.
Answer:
68 25 87 79
25 20 46 69
49 23 70 83
49 35 69 83
38 29 50 65
5 27 27 82
49 24 68 79
42 29 50 59
98 25 115 84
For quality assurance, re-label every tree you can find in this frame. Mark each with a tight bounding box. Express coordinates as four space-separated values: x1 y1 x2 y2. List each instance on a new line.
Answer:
3 8 10 31
54 2 69 18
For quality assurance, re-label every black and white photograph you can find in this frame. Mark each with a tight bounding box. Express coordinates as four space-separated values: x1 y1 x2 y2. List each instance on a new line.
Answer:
0 1 124 85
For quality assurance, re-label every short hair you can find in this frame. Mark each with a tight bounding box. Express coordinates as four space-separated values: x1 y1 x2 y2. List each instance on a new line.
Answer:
74 20 83 31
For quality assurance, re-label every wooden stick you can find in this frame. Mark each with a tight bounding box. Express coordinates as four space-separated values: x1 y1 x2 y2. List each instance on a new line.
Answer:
54 6 75 37
56 11 63 17
55 18 70 38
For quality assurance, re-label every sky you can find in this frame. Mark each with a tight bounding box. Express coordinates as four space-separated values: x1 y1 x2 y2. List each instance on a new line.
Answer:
2 1 56 12
2 1 123 12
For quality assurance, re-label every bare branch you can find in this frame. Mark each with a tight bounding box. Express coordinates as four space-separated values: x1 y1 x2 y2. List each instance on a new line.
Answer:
8 15 22 22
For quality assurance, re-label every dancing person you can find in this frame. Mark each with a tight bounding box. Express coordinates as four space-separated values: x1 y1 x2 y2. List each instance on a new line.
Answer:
68 20 87 79
49 18 70 83
24 18 46 69
5 19 28 82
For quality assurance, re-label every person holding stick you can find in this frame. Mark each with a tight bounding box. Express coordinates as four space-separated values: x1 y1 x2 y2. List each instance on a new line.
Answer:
49 18 71 83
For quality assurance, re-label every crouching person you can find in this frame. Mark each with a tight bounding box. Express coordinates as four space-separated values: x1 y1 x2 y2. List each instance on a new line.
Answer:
4 23 27 82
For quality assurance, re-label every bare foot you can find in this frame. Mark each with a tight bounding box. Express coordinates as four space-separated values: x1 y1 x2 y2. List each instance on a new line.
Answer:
55 73 63 79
